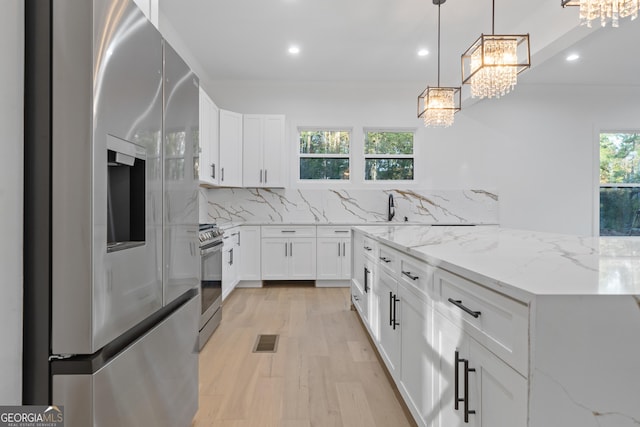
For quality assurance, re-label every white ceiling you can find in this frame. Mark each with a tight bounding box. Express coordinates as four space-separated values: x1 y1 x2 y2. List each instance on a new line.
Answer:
160 0 640 87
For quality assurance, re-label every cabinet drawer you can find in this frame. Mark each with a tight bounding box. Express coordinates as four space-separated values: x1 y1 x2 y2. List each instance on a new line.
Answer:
434 268 528 375
377 245 399 275
362 236 377 260
399 256 434 299
261 225 316 238
317 226 352 237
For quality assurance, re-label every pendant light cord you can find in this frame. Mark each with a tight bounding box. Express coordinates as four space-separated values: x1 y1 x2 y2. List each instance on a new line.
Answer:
437 2 441 87
492 0 495 34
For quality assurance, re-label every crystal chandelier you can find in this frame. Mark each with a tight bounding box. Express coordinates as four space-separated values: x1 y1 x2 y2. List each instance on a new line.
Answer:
417 0 461 128
461 0 530 99
562 0 639 27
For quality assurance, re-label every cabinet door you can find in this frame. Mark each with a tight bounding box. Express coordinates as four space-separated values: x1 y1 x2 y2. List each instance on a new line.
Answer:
467 339 527 427
261 238 289 280
198 89 219 186
289 238 316 279
209 101 220 185
433 312 466 427
219 109 243 187
222 242 235 301
399 284 433 427
377 269 401 379
367 258 379 341
339 238 351 279
262 115 285 187
239 226 261 281
316 237 342 280
242 115 263 187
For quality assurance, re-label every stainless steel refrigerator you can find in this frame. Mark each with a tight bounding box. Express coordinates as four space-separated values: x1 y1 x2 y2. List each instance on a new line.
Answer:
23 0 200 425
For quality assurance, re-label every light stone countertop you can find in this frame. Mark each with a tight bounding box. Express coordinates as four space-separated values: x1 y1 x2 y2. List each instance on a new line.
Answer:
353 225 640 299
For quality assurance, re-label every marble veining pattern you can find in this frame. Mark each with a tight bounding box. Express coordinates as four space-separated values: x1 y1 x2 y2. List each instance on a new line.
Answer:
355 225 640 295
200 188 498 225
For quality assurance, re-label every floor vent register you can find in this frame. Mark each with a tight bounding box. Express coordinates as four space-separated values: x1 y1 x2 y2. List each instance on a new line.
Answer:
253 334 279 353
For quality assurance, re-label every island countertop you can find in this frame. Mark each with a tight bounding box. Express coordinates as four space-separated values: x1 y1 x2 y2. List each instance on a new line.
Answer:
353 225 640 298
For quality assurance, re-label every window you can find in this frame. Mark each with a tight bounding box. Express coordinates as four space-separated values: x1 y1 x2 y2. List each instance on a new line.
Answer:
364 131 414 181
599 132 640 235
299 129 350 180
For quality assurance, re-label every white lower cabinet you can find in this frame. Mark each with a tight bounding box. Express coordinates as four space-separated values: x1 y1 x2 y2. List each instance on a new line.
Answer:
316 226 352 281
350 230 528 427
398 283 433 427
377 268 401 380
289 239 316 279
261 238 289 280
221 230 239 301
261 226 316 280
239 225 260 282
433 311 527 427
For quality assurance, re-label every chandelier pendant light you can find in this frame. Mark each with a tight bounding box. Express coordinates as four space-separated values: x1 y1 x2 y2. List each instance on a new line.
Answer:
562 0 639 27
417 0 461 128
461 0 530 99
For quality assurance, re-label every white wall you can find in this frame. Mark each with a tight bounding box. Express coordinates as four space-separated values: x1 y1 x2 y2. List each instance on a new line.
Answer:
208 80 497 192
207 80 640 236
0 0 24 404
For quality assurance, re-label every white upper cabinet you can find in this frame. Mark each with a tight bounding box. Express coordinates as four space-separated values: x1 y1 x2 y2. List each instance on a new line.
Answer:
242 114 285 188
198 88 219 187
219 109 243 187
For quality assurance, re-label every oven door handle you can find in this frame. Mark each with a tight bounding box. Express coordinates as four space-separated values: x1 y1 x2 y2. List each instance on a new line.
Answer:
201 241 223 256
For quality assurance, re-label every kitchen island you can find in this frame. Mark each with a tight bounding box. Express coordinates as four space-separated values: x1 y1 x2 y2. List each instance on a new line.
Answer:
351 225 640 427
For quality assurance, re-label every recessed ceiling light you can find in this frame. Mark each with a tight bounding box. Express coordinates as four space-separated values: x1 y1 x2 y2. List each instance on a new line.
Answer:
566 53 580 62
417 49 429 57
288 46 300 55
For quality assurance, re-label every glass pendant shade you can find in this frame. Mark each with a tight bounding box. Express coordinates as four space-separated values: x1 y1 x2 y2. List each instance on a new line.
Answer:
562 0 639 27
418 86 461 128
461 34 530 99
416 0 461 128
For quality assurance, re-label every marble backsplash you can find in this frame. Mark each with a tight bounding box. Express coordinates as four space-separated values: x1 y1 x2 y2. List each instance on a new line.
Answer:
199 188 498 225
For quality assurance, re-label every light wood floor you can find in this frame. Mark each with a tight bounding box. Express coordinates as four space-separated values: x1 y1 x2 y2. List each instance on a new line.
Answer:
193 285 415 427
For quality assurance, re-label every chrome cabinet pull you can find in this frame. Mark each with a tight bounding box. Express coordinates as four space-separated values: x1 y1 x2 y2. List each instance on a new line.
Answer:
290 242 293 256
259 169 263 183
264 169 268 183
281 230 296 233
402 271 419 280
343 242 346 256
334 230 349 233
211 163 215 179
338 242 341 257
364 246 372 251
447 298 481 318
379 256 391 263
285 242 287 257
221 167 225 181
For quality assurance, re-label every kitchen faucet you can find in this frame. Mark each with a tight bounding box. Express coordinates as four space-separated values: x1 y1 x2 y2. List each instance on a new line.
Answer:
388 193 395 222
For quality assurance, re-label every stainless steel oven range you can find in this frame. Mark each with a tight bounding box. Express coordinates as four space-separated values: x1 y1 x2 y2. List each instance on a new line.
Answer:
199 223 224 349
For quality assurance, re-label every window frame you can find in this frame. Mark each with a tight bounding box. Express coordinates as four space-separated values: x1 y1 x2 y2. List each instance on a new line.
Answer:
597 130 640 236
297 127 352 182
363 128 416 183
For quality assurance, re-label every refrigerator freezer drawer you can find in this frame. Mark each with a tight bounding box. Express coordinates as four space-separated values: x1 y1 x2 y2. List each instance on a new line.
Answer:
52 296 199 427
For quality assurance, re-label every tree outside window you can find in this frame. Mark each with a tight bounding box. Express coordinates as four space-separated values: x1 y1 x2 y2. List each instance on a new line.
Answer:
364 131 414 181
599 132 640 235
299 130 350 180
